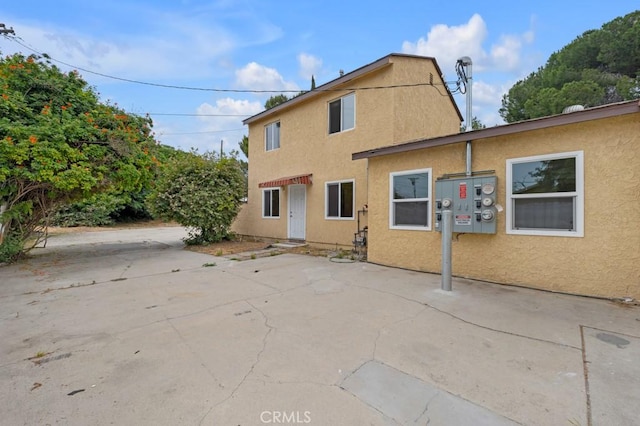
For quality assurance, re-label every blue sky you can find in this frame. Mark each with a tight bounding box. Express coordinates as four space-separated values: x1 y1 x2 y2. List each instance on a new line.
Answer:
0 1 636 157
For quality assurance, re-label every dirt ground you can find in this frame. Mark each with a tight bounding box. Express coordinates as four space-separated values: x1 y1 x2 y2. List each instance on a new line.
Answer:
186 239 333 257
185 239 272 256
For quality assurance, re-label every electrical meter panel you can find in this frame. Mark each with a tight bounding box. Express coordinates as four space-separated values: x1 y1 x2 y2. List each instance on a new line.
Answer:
435 176 497 234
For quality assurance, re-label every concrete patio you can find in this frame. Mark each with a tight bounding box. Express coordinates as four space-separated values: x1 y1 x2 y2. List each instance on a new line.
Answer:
1 227 638 425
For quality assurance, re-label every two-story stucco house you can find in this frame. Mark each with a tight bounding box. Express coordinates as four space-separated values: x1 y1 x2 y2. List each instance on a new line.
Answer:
233 53 462 248
233 51 639 300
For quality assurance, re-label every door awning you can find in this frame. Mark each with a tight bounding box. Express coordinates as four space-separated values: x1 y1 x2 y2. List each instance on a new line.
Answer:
258 174 312 188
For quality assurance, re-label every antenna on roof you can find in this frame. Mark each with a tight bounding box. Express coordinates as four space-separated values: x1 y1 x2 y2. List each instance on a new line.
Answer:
339 69 344 77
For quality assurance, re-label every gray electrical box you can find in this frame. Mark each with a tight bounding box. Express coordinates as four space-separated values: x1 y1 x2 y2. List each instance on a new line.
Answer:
435 175 497 234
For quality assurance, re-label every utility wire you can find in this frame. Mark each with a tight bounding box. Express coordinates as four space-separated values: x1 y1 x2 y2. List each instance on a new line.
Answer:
159 128 245 135
454 60 469 94
4 34 461 95
146 113 250 117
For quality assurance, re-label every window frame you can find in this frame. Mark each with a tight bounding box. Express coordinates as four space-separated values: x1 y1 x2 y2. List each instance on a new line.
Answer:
389 168 432 231
328 93 355 134
265 121 280 152
506 151 584 237
262 188 280 219
325 179 355 220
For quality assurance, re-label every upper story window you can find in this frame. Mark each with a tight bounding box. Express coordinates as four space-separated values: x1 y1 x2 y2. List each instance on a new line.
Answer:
506 151 584 237
265 121 280 151
389 169 431 231
325 180 354 219
328 93 355 134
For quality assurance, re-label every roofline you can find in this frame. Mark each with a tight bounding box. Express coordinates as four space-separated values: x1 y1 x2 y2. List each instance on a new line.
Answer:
243 53 462 125
352 100 640 160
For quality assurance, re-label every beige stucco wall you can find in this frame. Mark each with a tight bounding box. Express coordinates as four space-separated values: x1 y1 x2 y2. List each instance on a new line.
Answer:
365 114 640 299
233 55 461 247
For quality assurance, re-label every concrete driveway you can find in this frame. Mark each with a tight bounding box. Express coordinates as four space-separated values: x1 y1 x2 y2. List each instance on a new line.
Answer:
1 227 638 425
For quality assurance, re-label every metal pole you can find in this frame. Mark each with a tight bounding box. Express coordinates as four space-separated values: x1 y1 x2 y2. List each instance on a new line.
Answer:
463 57 473 176
441 209 452 291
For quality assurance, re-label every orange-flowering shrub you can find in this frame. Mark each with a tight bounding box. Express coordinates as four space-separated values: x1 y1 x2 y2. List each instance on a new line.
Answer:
0 53 160 261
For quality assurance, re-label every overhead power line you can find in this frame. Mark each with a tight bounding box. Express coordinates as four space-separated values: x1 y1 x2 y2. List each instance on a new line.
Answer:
4 33 459 95
147 112 250 117
158 128 245 135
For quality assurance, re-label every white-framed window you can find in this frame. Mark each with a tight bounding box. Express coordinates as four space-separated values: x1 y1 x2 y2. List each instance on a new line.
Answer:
506 151 584 237
389 168 432 230
328 93 355 134
265 121 280 151
325 180 354 219
262 188 280 218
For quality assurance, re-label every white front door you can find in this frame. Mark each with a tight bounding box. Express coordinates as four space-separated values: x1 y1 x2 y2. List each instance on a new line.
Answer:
288 185 306 240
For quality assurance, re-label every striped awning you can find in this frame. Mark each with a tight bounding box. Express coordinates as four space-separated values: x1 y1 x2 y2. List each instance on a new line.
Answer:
258 173 312 188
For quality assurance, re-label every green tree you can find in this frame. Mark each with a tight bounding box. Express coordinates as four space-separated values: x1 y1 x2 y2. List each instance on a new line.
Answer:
237 135 249 199
461 116 486 132
500 10 640 123
264 94 290 110
147 152 245 245
239 135 249 159
0 53 157 261
49 143 186 226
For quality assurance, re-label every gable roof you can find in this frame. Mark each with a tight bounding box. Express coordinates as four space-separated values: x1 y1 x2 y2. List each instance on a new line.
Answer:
352 100 640 160
243 53 462 125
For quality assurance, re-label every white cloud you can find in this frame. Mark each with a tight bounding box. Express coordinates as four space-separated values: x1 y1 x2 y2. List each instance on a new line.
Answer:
5 19 236 82
234 62 300 93
523 29 535 44
489 35 523 71
186 97 262 155
401 13 535 76
196 97 263 120
471 81 509 126
297 53 322 80
473 80 503 106
402 14 488 74
152 98 261 155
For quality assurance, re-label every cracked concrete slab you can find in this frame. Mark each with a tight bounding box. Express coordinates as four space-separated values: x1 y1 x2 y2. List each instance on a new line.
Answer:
1 226 639 425
373 307 586 425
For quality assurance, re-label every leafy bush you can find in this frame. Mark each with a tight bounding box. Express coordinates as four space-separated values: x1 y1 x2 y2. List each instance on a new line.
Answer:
51 190 152 227
147 152 245 245
112 190 153 222
51 193 122 227
0 232 23 263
